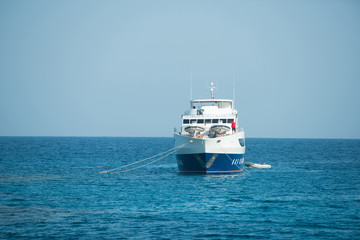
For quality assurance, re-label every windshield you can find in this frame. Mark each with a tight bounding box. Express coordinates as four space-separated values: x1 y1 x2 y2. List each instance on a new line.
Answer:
191 101 232 109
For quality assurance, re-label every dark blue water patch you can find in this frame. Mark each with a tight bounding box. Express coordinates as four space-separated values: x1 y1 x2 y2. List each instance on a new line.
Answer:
0 137 359 239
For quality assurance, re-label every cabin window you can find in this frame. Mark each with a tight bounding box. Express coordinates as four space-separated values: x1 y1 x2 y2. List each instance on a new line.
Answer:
212 119 219 123
205 119 211 124
227 119 234 123
197 119 204 124
220 119 227 124
218 101 232 109
183 119 189 124
190 119 197 124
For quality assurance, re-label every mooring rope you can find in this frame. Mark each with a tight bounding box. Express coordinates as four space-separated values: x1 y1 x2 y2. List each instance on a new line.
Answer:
218 142 250 187
71 165 113 169
218 142 244 172
71 145 185 170
99 141 191 174
109 146 183 174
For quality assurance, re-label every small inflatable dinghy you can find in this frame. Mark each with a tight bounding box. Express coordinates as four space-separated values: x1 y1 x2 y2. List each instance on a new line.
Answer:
245 162 271 169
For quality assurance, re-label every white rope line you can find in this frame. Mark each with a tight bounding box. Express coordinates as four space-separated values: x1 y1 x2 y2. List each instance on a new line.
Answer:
218 143 244 171
99 141 190 174
71 165 114 169
109 145 184 174
217 142 250 184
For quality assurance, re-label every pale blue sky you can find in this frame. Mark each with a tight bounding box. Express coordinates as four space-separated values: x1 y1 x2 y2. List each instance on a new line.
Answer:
1 0 359 138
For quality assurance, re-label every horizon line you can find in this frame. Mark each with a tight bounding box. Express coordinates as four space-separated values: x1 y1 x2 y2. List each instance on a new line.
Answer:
0 135 359 140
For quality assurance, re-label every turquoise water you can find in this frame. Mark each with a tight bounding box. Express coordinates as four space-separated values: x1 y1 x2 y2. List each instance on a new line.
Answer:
1 137 359 239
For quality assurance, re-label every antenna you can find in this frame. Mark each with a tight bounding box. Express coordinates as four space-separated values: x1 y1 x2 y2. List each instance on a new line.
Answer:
233 70 235 108
190 70 192 100
210 82 215 99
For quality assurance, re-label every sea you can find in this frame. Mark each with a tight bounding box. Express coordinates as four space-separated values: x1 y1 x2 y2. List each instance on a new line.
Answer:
0 137 359 239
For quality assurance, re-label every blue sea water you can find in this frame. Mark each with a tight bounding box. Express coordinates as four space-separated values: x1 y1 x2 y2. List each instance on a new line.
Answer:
0 137 359 239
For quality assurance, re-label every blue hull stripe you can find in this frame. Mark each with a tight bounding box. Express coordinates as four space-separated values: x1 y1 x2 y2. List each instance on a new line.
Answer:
176 153 244 174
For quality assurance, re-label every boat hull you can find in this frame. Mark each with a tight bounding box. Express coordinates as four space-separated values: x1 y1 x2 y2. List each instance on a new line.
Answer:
174 133 245 174
176 153 244 173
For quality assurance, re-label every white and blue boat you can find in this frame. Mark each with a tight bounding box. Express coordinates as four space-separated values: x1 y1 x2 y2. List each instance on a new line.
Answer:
174 82 245 174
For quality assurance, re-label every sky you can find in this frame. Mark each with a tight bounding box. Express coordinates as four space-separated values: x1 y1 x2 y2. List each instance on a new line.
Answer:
0 0 359 138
